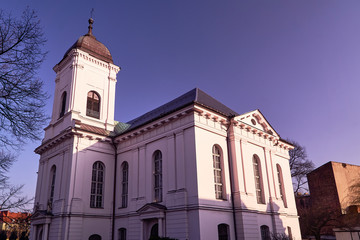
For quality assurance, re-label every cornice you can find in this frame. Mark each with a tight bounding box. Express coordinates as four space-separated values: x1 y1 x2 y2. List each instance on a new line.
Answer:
113 106 194 144
35 128 75 154
36 121 112 154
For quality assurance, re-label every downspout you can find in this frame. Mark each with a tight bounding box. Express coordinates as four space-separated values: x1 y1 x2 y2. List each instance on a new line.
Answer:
226 115 238 240
111 138 118 240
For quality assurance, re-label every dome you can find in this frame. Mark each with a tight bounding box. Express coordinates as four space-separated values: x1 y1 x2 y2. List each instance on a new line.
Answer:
63 18 113 63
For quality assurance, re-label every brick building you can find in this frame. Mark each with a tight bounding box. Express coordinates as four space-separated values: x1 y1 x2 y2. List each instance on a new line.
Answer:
297 161 360 238
307 161 360 215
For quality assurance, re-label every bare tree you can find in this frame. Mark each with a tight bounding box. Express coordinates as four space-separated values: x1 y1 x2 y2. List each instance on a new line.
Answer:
0 7 47 210
348 177 360 206
299 204 340 240
287 139 314 194
0 7 48 149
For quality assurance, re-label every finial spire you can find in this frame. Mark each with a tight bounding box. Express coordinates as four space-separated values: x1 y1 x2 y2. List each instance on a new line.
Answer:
87 8 95 36
87 18 94 36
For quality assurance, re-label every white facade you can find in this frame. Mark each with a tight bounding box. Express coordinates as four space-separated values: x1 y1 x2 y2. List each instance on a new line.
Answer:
31 21 301 240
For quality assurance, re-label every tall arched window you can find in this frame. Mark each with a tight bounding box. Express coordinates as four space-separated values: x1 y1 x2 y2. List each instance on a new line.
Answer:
218 224 229 240
49 165 56 208
260 225 270 240
59 91 67 118
276 164 287 208
86 91 100 119
121 162 129 208
253 155 265 204
90 161 105 208
153 150 162 202
118 228 126 240
213 145 225 199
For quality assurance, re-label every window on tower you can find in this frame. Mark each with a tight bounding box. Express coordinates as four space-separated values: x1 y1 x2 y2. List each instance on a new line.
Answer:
86 91 100 119
48 165 56 210
59 91 67 118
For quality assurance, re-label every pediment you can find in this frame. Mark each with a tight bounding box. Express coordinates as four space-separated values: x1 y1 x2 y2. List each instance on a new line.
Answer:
235 109 279 138
137 203 167 214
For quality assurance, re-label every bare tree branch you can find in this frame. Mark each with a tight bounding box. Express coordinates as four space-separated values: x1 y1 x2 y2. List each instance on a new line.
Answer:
0 7 46 212
287 139 315 194
0 7 48 151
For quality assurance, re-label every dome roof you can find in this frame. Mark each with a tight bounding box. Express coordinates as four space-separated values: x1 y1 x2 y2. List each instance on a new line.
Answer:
63 18 113 63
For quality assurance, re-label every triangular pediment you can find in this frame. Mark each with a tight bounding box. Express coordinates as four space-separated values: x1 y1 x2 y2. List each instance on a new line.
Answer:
235 109 279 138
137 203 167 214
31 210 52 221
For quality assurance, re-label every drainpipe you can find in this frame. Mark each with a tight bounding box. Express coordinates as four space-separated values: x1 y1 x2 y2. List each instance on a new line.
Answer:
111 139 118 240
226 115 238 240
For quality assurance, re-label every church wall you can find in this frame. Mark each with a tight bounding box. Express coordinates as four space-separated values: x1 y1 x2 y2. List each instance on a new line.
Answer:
165 210 189 239
45 62 73 141
272 153 298 215
198 209 235 240
112 110 199 240
34 137 74 212
71 135 115 215
66 50 118 130
81 216 112 240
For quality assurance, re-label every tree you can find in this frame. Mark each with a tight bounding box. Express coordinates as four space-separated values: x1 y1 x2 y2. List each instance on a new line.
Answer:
0 7 47 210
0 7 47 149
349 177 360 206
287 139 314 194
299 203 340 240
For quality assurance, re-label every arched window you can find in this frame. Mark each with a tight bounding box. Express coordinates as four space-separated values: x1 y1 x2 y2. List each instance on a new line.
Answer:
118 228 126 240
89 234 101 240
59 91 67 118
153 150 162 202
218 224 229 240
253 155 265 204
260 225 270 240
90 161 104 208
213 145 225 199
121 162 129 208
276 164 287 208
86 91 100 119
49 165 56 205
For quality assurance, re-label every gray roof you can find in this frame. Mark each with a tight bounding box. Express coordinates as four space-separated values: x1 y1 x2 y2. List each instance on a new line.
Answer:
113 88 238 136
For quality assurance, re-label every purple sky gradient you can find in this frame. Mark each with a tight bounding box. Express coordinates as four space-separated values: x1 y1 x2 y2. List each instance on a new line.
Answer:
3 1 360 198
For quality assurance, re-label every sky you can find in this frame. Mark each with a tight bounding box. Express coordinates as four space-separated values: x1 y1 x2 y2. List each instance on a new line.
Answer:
2 0 360 199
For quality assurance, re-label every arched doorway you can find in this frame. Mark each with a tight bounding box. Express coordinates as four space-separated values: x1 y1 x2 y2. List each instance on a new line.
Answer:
150 223 159 238
89 234 102 240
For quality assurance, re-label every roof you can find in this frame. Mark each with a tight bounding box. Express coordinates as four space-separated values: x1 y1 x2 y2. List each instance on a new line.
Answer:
113 88 238 135
62 18 113 63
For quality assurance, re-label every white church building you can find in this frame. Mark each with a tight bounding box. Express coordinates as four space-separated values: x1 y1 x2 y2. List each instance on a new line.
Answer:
31 19 301 240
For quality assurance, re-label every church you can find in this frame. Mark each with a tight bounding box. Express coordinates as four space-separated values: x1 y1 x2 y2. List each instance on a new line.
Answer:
31 19 301 240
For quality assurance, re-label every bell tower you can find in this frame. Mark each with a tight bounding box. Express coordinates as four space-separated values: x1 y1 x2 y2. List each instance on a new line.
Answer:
32 19 120 240
44 18 120 141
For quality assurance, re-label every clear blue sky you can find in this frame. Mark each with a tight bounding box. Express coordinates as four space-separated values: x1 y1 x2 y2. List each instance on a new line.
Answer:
3 1 360 198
